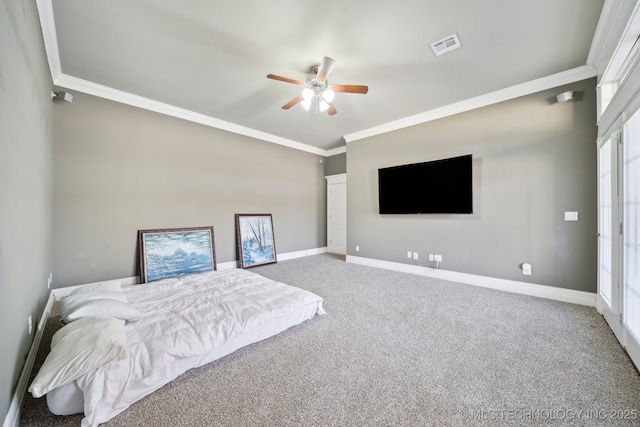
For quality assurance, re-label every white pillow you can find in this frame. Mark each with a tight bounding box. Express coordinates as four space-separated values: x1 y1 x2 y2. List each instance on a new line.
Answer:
61 291 127 307
61 299 142 324
29 317 128 398
71 281 122 295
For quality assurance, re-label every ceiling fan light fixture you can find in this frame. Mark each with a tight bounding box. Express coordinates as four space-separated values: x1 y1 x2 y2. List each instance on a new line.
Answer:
302 87 314 100
267 56 369 116
322 89 334 103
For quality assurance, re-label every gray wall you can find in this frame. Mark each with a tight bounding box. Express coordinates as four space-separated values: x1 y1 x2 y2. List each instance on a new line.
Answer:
347 78 597 292
53 92 327 287
324 152 347 176
0 0 53 421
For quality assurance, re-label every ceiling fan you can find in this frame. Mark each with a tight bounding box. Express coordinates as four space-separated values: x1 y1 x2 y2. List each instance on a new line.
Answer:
267 56 368 116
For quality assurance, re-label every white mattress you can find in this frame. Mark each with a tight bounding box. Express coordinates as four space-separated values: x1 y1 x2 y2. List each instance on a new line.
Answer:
46 268 325 426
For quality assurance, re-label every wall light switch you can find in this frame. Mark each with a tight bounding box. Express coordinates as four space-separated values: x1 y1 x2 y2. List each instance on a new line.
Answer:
564 211 578 221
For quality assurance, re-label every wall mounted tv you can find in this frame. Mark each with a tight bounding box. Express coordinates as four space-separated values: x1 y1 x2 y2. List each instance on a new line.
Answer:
378 154 473 214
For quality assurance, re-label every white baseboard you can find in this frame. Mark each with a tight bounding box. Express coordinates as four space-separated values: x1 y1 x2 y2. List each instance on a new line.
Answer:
220 247 329 269
4 248 592 427
220 247 328 269
346 255 596 307
217 260 239 270
7 246 327 426
208 247 330 270
3 292 56 427
50 247 329 298
277 247 327 262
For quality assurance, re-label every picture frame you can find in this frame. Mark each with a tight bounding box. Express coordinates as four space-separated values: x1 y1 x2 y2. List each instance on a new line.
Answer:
138 226 216 283
235 214 277 268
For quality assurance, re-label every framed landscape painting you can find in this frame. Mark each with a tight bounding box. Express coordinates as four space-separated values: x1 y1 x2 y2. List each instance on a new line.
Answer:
138 226 216 283
235 214 277 268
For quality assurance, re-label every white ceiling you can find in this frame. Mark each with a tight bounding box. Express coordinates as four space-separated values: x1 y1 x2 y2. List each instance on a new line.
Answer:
39 0 605 154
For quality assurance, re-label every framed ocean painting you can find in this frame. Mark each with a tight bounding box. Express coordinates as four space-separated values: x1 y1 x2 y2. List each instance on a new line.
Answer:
235 214 277 268
138 226 216 283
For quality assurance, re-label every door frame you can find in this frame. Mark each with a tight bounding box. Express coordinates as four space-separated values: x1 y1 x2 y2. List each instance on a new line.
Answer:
597 130 624 342
326 173 347 255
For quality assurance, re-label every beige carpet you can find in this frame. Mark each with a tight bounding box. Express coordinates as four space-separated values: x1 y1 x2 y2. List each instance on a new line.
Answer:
20 254 640 426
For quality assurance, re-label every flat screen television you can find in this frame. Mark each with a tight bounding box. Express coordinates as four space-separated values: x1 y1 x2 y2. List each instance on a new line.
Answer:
378 154 473 214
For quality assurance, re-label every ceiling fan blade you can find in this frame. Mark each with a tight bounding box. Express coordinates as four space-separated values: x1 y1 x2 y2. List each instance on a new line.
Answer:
315 57 336 83
331 84 369 94
327 104 337 116
282 96 303 110
267 74 305 86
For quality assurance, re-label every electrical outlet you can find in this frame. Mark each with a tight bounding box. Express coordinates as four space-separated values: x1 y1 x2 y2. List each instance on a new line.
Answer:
355 245 360 252
28 316 33 335
434 254 443 262
429 254 434 261
407 251 412 259
412 252 418 260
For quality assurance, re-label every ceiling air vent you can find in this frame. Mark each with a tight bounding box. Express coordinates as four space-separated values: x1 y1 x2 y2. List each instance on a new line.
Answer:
431 33 461 56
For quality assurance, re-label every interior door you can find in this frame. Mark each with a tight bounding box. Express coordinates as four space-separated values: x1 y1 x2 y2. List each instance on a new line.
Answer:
326 174 347 255
598 133 622 341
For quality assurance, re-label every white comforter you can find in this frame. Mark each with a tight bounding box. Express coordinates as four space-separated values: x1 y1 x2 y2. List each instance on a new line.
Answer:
73 268 325 427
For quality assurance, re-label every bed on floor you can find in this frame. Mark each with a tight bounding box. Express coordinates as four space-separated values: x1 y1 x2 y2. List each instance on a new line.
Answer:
28 227 325 427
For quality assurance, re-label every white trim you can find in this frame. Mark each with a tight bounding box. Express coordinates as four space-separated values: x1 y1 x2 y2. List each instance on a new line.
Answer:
3 293 56 427
623 328 640 372
35 0 600 156
596 0 640 78
324 146 346 157
2 246 325 427
343 66 597 143
35 0 326 157
346 255 597 307
35 0 61 80
325 173 347 185
2 248 593 427
52 74 327 156
217 261 239 271
277 247 327 262
50 247 328 297
587 0 631 68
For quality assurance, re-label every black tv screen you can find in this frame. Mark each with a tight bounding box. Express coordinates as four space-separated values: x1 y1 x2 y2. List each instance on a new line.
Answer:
378 154 473 214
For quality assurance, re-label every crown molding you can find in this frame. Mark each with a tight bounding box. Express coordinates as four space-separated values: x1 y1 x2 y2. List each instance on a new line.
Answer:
36 0 599 156
324 146 347 156
36 0 61 79
36 0 327 157
587 0 636 71
343 65 597 143
53 73 327 156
